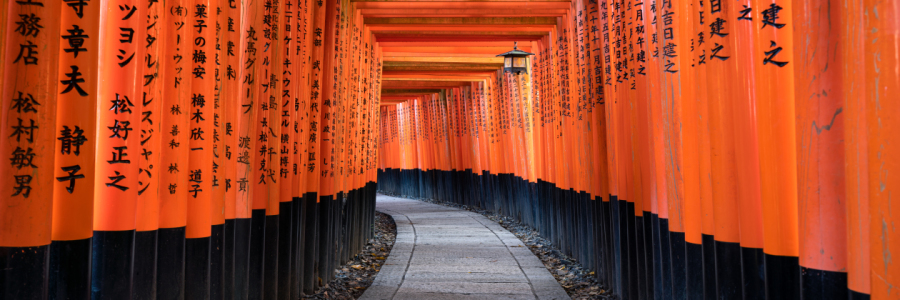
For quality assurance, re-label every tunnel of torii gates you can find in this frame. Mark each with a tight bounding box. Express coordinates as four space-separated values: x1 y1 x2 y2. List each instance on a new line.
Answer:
1 0 900 299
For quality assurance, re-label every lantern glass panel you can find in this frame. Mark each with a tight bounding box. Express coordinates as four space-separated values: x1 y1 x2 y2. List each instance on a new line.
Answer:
514 57 526 68
505 57 512 68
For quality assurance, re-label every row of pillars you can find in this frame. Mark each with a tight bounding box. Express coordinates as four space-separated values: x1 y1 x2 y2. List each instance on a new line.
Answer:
376 0 900 299
1 0 383 298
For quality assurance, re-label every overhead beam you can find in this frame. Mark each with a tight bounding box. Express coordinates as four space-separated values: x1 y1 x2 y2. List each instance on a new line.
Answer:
383 56 505 63
367 25 556 32
365 17 556 25
382 70 498 76
383 61 503 66
359 8 568 18
353 0 570 2
384 66 500 72
382 81 480 88
374 30 548 36
381 52 513 57
382 62 503 72
381 89 444 94
383 77 487 81
380 46 532 54
355 2 571 9
383 73 494 80
375 35 545 42
378 41 525 47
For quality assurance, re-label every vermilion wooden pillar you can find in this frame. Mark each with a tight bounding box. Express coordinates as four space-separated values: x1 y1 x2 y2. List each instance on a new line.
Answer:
840 0 869 298
292 0 313 296
302 0 326 291
259 0 284 297
792 0 850 297
751 0 801 298
185 1 216 299
134 1 163 298
649 45 668 300
865 0 900 297
235 1 260 299
209 2 228 298
245 0 268 296
584 0 611 287
50 0 99 298
219 1 243 299
1 1 61 298
279 1 298 298
730 0 765 297
595 2 622 294
267 0 290 297
315 0 339 287
702 0 743 298
92 1 142 298
158 1 192 298
690 1 717 298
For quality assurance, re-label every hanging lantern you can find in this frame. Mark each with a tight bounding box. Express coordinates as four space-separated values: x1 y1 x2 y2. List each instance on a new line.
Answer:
496 42 534 75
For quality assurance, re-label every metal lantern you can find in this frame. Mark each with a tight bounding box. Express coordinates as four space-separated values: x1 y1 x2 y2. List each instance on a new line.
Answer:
496 42 534 75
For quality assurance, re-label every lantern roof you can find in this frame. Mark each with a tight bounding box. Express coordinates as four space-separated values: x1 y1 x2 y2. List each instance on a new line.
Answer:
496 42 534 57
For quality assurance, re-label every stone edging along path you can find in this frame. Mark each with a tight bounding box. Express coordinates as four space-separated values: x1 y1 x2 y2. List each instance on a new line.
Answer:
360 194 570 300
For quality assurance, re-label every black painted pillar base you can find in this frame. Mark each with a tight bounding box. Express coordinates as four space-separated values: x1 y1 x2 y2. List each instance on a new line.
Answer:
263 214 279 300
291 197 303 300
764 253 800 300
133 230 158 300
2 244 49 299
248 209 266 300
185 237 210 300
49 238 91 300
278 201 293 300
210 224 224 300
849 289 871 300
233 219 251 300
801 266 848 299
670 231 687 300
741 247 765 300
714 240 742 300
657 217 672 300
686 241 704 299
157 227 186 300
651 213 662 300
91 230 135 299
301 193 318 295
224 219 235 300
701 234 716 300
316 195 333 288
642 211 654 299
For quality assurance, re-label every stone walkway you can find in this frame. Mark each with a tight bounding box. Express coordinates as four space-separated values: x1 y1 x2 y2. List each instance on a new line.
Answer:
360 194 570 300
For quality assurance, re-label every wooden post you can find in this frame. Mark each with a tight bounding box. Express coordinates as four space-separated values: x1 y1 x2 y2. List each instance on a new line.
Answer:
50 0 99 298
219 0 243 298
1 0 61 298
91 1 142 297
865 0 900 297
133 1 162 298
158 1 192 298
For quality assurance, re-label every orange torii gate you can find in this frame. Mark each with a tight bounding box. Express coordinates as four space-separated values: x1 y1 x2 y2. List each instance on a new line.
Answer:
375 1 900 300
2 0 900 299
2 0 381 298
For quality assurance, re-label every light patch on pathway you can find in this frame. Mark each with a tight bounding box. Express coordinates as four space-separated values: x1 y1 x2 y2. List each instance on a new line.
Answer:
361 194 570 300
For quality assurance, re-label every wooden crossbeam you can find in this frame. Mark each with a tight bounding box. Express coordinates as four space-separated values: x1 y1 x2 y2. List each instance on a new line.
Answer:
355 2 570 9
383 56 505 63
359 9 567 17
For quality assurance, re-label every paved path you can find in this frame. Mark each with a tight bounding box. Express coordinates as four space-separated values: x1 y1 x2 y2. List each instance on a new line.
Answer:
361 194 570 300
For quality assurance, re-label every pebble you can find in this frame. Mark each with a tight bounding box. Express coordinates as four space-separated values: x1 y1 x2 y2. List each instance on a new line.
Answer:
303 211 397 299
